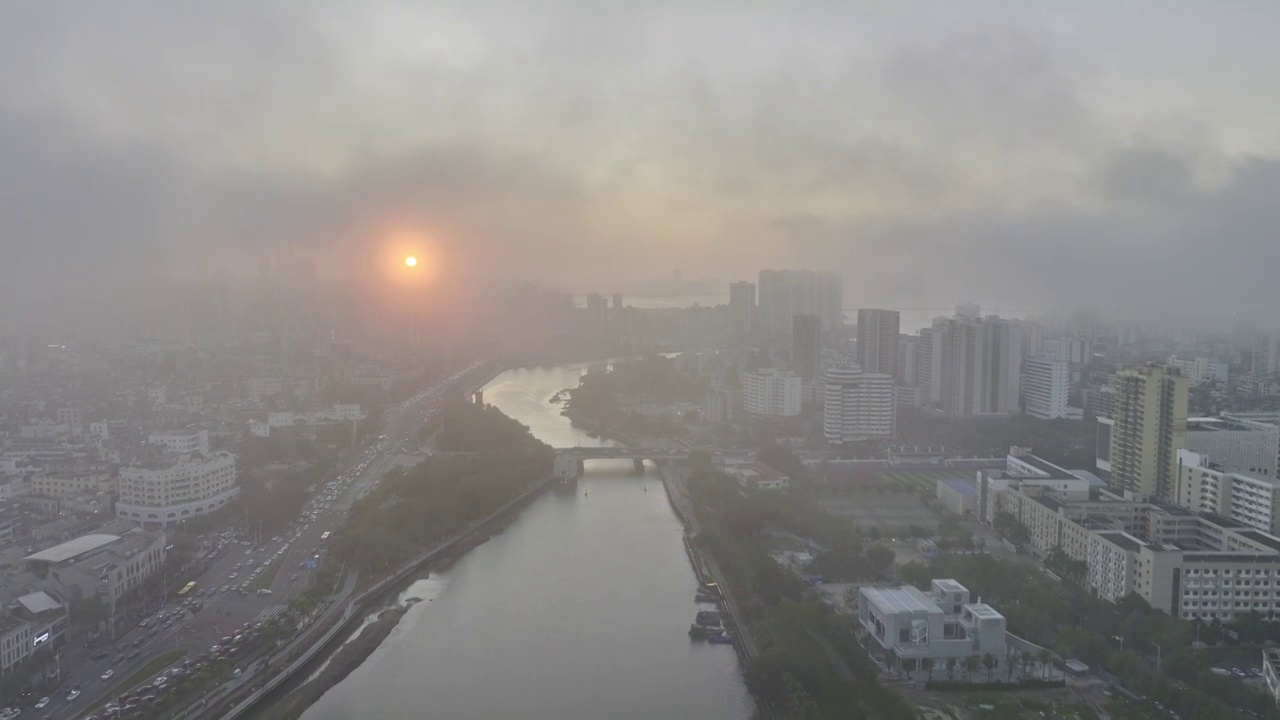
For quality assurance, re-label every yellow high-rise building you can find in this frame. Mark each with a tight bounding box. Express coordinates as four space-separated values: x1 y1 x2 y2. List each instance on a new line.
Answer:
1109 365 1189 500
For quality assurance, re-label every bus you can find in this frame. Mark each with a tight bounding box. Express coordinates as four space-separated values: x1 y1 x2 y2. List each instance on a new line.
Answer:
319 531 331 542
177 581 198 598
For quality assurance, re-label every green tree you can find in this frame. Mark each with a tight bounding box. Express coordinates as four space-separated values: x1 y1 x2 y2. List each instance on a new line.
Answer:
1037 648 1053 679
981 653 996 682
921 657 934 682
964 655 980 683
946 657 956 681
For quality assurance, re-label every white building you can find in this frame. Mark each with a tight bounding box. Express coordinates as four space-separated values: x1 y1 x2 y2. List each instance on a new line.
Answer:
988 462 1280 621
1167 356 1229 385
1185 414 1280 477
743 369 802 417
246 377 283 402
117 451 238 527
823 363 895 443
147 429 210 456
1022 356 1070 420
858 579 1007 675
1176 449 1280 535
0 592 70 675
728 462 790 492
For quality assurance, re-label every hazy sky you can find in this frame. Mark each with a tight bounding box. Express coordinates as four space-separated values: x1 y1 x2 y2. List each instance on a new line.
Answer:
4 1 1280 322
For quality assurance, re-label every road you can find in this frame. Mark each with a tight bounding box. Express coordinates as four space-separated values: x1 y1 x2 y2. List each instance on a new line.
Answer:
50 361 489 720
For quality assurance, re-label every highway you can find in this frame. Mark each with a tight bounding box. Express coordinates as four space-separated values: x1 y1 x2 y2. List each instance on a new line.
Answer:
52 361 488 720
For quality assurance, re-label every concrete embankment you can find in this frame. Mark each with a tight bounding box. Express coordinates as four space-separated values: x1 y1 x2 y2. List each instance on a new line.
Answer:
259 607 408 720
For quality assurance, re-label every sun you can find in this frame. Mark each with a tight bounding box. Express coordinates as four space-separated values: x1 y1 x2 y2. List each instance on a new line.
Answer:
404 256 418 268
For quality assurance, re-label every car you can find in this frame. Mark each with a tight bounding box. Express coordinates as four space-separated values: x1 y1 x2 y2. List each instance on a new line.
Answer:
34 698 48 709
113 655 125 664
1233 667 1247 677
127 649 140 660
101 669 115 681
92 651 111 661
210 644 221 653
229 573 238 580
66 689 81 701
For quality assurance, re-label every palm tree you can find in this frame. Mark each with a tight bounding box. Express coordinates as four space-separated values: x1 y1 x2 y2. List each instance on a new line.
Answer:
1006 649 1017 681
946 657 957 681
982 653 997 683
1038 648 1053 679
964 655 980 683
922 657 934 682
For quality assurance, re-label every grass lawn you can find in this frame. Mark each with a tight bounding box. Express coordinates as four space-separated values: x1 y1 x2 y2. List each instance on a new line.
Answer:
249 557 284 592
78 649 186 717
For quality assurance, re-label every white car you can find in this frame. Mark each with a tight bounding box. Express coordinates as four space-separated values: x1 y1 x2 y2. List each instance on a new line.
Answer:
34 698 49 709
101 669 115 680
66 689 81 701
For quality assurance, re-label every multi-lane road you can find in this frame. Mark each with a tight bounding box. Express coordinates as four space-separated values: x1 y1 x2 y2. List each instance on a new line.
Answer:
45 362 488 720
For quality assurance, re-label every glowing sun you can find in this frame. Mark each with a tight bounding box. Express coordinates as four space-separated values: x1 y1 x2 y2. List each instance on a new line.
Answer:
404 256 418 267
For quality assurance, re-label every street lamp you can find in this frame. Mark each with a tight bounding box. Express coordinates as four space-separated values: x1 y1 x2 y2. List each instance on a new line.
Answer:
1152 642 1162 672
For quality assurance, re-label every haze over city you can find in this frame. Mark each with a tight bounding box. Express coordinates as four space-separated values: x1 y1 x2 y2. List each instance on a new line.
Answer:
10 4 1280 720
5 2 1280 330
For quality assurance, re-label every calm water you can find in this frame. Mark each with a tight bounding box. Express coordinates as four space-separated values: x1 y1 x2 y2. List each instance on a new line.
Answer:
302 361 753 720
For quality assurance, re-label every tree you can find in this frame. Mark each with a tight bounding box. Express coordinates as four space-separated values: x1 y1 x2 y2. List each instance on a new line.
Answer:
982 653 996 682
1037 648 1053 679
921 657 934 682
865 544 896 577
946 657 957 681
964 655 980 683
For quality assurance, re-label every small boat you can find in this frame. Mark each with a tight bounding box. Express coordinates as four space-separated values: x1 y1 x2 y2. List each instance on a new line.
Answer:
708 633 733 645
688 624 714 639
404 597 423 606
695 593 718 603
695 610 722 627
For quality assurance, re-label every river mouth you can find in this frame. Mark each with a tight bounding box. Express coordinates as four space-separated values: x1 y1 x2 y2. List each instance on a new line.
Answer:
299 363 751 720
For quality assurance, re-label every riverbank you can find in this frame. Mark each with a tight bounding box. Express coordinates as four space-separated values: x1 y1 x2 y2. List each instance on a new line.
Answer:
246 488 537 719
260 607 409 720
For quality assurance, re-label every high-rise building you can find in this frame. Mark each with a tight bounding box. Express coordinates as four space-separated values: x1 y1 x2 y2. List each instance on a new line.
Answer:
757 270 842 337
1109 365 1189 500
792 314 822 382
1253 332 1280 378
742 369 802 417
955 302 981 320
897 335 918 387
856 309 900 377
729 281 756 335
1022 356 1069 419
916 318 949 405
823 363 895 443
936 316 1022 416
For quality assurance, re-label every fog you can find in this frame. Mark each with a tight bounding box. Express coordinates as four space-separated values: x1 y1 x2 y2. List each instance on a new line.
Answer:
4 1 1280 328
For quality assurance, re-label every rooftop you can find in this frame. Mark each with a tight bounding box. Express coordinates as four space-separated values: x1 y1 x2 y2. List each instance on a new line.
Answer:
23 534 121 564
15 591 62 615
1095 531 1146 553
1238 530 1280 553
862 585 944 615
940 478 977 496
964 603 1003 620
933 578 967 593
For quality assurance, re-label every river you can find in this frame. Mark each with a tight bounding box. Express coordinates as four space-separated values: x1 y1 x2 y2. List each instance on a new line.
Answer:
301 361 753 720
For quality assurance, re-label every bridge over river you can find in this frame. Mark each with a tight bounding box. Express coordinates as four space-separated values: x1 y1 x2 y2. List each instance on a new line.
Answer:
552 447 691 478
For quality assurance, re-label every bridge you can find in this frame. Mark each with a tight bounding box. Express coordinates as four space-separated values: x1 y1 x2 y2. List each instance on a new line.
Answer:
552 447 690 479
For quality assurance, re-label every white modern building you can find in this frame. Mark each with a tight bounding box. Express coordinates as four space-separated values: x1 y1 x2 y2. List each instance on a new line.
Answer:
1185 413 1280 478
1176 449 1280 535
1167 356 1229 385
987 459 1280 621
728 462 790 492
823 363 895 443
858 579 1007 674
743 369 802 417
1022 356 1070 420
147 429 210 456
0 592 70 675
117 451 237 527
